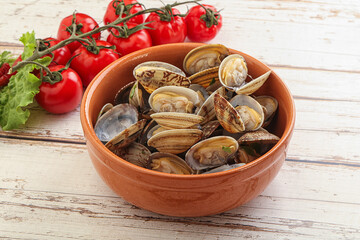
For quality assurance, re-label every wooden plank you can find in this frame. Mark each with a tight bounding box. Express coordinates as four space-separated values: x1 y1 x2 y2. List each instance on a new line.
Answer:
1 138 360 239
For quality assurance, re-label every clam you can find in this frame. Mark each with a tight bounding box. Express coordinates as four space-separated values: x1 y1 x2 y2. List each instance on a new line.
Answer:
188 67 219 88
113 142 151 168
105 119 147 151
255 96 278 127
235 128 280 163
202 163 245 174
219 54 271 95
185 136 239 170
150 152 194 174
133 61 190 94
183 44 229 75
147 128 203 154
114 81 136 105
97 103 113 122
94 104 138 143
197 86 226 125
189 84 209 108
150 112 204 129
128 81 150 111
201 120 221 139
214 94 264 133
219 54 248 89
149 86 200 113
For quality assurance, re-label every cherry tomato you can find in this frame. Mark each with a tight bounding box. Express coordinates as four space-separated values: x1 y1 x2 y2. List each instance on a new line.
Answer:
107 23 152 56
104 0 145 26
145 8 187 45
57 13 101 53
41 38 72 66
185 4 222 42
70 40 119 87
35 65 83 114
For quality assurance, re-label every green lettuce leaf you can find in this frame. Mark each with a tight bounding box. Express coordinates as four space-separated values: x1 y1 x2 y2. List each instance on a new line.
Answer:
0 31 42 130
0 51 15 67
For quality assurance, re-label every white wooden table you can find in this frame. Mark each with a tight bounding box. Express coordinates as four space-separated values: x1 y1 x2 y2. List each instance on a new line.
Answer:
1 0 360 239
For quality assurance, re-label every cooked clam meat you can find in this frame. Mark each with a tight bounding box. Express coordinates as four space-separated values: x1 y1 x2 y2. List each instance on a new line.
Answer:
186 136 239 170
151 92 194 113
235 105 262 131
220 56 247 88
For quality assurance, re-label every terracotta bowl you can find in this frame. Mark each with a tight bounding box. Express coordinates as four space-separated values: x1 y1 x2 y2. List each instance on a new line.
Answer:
80 42 295 217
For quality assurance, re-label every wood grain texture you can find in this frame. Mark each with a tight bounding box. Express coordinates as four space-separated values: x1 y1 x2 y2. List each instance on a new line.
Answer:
1 0 360 239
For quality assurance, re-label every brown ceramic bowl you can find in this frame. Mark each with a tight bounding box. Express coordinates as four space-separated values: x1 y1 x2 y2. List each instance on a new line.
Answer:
80 43 295 217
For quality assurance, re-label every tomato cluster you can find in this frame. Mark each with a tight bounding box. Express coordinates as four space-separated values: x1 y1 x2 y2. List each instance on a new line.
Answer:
33 1 222 114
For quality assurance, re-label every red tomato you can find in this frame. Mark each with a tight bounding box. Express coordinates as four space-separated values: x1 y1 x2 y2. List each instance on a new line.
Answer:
145 8 187 45
104 0 144 26
42 38 72 66
57 13 101 53
70 40 119 87
106 23 152 56
185 5 222 42
35 65 83 114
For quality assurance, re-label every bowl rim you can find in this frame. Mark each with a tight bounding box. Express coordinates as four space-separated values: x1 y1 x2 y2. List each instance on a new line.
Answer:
80 42 296 179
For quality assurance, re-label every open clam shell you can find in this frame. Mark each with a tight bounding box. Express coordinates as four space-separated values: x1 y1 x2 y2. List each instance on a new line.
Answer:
105 119 147 151
235 70 271 95
183 44 229 75
148 86 200 113
147 128 203 154
219 54 248 90
114 81 136 105
218 54 271 95
96 103 113 122
94 104 138 143
133 61 190 94
230 94 264 131
255 95 278 127
150 112 204 129
185 136 239 171
150 152 194 175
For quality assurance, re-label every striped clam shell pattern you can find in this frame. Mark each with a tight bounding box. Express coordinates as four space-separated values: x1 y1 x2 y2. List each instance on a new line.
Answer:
94 44 280 175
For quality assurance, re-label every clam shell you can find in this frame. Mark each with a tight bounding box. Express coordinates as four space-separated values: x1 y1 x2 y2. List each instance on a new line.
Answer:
183 44 229 75
114 81 136 105
133 62 190 94
113 142 151 168
237 128 280 146
185 136 239 171
201 120 221 139
214 93 245 133
105 119 147 151
94 104 138 142
235 70 271 95
148 86 200 113
150 112 204 129
147 129 203 154
255 95 278 127
230 94 264 131
188 67 219 88
202 163 245 174
197 86 226 125
150 152 194 174
135 61 186 76
219 54 248 90
97 103 113 122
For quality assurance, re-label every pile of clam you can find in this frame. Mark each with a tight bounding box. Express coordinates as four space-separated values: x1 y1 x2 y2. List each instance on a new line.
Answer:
94 44 280 174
